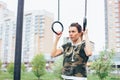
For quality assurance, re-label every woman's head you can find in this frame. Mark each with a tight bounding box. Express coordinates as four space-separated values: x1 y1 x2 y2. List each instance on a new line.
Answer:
70 23 82 33
69 22 83 43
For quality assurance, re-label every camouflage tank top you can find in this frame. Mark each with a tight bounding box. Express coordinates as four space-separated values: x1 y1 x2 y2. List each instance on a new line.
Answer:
61 41 89 77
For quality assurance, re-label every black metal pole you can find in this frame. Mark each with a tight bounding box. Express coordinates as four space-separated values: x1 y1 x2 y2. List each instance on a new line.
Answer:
58 0 60 21
14 0 24 80
85 0 87 17
104 0 108 50
83 0 87 31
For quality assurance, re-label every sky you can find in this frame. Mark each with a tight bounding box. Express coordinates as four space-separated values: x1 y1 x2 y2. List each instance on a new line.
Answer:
0 0 105 54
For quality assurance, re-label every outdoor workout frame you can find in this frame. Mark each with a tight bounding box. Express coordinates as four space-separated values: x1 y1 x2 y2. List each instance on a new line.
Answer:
13 0 87 80
51 0 87 35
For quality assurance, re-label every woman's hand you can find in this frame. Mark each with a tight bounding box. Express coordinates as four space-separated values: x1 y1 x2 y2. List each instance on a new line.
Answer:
82 29 88 40
83 29 92 56
56 32 62 40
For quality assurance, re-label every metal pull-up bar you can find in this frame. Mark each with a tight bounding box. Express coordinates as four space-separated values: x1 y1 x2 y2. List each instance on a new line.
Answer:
51 0 64 35
14 0 24 80
83 0 87 31
13 0 87 80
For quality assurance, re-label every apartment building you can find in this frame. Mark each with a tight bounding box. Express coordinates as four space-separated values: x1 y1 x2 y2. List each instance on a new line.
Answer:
0 1 16 64
0 1 54 64
22 10 54 63
104 0 120 58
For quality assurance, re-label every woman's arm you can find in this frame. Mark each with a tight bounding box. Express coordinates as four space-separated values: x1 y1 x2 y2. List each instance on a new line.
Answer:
51 33 63 57
83 29 92 56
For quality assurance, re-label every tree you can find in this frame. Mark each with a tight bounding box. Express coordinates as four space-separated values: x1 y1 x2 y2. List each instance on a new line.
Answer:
7 62 26 76
90 49 115 80
0 60 1 68
31 54 46 80
7 62 14 75
0 60 2 74
52 55 63 80
21 63 26 72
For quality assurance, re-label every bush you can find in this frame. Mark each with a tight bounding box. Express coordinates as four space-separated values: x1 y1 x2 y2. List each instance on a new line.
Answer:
90 49 115 80
31 53 46 80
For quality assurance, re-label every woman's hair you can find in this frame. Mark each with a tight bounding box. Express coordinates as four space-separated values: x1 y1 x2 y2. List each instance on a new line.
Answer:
70 22 82 33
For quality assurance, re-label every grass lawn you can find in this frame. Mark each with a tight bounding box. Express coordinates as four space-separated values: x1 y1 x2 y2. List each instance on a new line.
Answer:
88 74 120 80
0 71 120 80
0 72 37 80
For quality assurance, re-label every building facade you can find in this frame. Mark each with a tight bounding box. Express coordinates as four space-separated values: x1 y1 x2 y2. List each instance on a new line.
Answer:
22 10 54 63
0 1 54 64
104 0 120 58
0 1 16 64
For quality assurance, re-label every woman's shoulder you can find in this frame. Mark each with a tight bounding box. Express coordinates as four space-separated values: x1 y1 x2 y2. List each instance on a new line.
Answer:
62 42 72 48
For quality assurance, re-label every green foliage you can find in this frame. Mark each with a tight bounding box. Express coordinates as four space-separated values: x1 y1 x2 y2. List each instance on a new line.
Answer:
7 62 26 76
90 49 115 80
52 55 63 80
21 63 26 72
0 60 2 68
31 53 46 80
0 60 2 74
7 62 14 75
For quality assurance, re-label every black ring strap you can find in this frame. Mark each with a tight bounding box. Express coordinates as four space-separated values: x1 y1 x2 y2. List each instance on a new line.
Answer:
51 21 64 35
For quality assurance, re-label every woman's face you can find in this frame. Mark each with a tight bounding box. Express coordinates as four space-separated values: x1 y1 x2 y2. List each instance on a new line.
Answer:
69 26 81 42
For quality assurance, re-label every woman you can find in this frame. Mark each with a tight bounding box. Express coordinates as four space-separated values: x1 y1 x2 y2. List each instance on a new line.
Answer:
51 22 92 80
